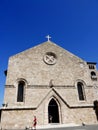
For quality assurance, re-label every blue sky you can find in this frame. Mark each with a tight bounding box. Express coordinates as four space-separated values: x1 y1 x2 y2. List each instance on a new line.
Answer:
0 0 98 107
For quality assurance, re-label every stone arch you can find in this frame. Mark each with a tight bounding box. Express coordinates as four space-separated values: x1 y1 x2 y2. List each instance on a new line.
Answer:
91 71 96 76
48 97 60 123
75 79 86 88
14 78 28 87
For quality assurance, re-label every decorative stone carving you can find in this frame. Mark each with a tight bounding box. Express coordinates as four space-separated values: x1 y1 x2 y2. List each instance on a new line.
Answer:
43 52 57 65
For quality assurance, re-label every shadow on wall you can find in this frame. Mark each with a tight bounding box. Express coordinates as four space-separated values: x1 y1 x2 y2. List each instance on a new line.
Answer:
93 100 98 120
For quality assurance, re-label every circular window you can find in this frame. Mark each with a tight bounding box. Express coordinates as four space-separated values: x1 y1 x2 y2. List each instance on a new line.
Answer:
43 52 57 65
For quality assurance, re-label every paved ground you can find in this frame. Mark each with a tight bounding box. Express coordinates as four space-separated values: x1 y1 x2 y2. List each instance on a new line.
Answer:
0 124 98 130
37 125 98 130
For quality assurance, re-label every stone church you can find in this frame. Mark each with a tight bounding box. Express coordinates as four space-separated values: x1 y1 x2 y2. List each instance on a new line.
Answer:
0 39 98 129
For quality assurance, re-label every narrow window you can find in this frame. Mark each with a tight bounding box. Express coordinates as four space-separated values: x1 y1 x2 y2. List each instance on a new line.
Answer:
17 81 24 102
89 65 95 69
77 82 85 101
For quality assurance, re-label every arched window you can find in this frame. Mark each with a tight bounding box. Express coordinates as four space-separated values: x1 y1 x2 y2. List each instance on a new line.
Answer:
91 71 97 80
91 71 96 76
77 82 85 101
48 98 59 123
17 81 25 102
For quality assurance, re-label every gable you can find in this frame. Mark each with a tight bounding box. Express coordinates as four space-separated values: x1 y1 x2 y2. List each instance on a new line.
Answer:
9 41 84 63
6 41 87 86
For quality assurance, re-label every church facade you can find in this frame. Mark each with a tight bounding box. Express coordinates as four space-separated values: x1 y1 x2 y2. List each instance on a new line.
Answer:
1 40 98 129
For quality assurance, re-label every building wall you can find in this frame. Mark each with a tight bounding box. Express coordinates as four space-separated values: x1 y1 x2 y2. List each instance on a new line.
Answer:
5 42 94 86
1 41 98 129
4 42 98 107
2 86 98 129
1 103 97 129
3 86 96 108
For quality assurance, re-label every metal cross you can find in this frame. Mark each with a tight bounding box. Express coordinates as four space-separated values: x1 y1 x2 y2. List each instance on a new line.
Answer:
46 35 51 41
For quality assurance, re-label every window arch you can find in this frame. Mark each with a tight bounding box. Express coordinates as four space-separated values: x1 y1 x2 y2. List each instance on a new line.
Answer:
17 81 25 102
77 82 85 101
91 71 96 76
91 71 97 80
48 98 59 123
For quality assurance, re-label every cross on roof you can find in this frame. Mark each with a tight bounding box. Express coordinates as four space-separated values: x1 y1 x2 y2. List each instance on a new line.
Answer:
46 35 51 41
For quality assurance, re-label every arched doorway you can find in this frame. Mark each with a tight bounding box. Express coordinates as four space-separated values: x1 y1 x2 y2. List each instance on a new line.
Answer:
48 98 59 123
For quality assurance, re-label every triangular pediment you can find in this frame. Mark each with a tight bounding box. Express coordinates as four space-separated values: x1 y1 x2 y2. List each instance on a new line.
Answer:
7 40 87 86
10 40 85 63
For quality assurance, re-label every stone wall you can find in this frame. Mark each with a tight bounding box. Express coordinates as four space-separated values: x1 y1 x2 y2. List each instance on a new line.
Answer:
1 41 98 129
4 86 96 108
1 105 97 129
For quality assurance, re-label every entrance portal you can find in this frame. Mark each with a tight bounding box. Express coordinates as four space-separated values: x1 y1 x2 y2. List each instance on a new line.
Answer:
48 98 59 123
